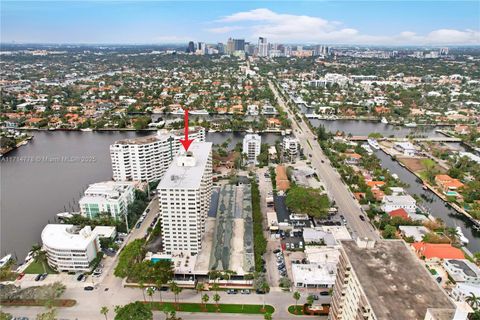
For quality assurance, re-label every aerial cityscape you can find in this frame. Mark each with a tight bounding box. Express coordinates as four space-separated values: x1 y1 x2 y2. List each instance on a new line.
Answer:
1 1 480 320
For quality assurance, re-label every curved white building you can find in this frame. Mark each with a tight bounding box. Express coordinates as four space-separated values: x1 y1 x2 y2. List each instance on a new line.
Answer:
110 127 206 182
41 224 100 272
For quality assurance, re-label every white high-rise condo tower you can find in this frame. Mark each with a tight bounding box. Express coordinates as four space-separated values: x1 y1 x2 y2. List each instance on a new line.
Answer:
157 142 213 255
110 127 205 182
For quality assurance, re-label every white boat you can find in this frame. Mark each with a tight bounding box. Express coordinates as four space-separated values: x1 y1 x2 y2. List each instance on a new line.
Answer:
361 144 373 155
0 254 12 268
189 109 209 115
456 226 469 244
405 122 417 128
80 128 93 132
381 117 388 124
246 128 254 133
367 139 380 150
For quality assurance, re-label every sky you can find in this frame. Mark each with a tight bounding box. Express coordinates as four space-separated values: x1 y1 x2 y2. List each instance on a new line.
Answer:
1 1 479 45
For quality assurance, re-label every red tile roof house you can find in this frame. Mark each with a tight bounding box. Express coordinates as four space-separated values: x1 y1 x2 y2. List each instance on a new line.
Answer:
434 174 464 196
388 208 410 220
412 242 465 261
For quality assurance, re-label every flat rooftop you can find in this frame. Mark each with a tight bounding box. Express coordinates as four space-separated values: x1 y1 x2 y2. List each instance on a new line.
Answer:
341 240 455 320
157 141 212 190
113 127 203 145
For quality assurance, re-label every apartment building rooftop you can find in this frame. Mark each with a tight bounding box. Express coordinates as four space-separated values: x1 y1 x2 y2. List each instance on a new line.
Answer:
341 239 455 320
157 141 212 190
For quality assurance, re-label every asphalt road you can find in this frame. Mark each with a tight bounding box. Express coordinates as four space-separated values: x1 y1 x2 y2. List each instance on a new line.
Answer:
268 80 380 240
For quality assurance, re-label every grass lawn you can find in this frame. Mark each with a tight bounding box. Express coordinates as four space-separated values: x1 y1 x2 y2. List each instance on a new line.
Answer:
149 302 275 314
288 305 305 315
24 260 57 274
0 299 76 307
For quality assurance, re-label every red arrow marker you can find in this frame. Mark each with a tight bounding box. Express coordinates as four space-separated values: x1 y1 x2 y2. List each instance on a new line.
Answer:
180 108 194 152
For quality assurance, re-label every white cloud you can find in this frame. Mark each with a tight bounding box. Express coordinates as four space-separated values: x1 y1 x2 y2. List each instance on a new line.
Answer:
209 8 480 45
206 26 245 34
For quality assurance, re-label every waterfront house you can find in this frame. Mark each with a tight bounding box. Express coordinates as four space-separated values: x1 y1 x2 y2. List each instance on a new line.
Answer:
443 259 480 285
411 242 464 261
276 165 290 192
344 152 362 165
398 226 429 242
393 141 416 157
381 195 416 214
435 174 464 196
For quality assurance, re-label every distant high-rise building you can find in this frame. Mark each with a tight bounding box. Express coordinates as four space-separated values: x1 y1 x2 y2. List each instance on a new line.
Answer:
226 38 235 54
187 41 195 53
243 134 261 165
197 42 207 55
233 38 245 51
157 142 213 254
330 239 464 320
258 37 268 57
217 42 225 54
110 127 206 182
244 42 255 55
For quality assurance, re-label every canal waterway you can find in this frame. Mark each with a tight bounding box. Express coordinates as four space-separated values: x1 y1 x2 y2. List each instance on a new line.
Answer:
0 130 281 262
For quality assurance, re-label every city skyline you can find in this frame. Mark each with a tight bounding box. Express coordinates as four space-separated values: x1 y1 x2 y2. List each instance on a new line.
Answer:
1 1 479 45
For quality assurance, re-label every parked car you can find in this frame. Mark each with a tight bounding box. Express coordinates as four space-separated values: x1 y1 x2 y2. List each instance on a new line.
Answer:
40 273 48 281
240 289 251 294
273 249 281 254
35 274 42 281
77 274 84 281
16 272 25 280
227 289 237 294
84 286 94 291
359 215 365 221
320 291 329 296
136 222 142 229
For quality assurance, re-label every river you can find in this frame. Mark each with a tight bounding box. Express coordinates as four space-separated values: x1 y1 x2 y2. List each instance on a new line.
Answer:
308 119 479 252
0 130 281 262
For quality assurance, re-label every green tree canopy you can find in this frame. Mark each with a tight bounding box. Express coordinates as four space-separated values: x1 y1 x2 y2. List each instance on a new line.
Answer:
286 186 330 218
114 302 152 320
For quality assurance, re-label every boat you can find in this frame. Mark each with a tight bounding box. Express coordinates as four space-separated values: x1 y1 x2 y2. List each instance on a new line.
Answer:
48 127 56 131
422 184 428 190
246 128 254 133
56 212 74 220
381 117 388 124
456 226 469 244
405 122 417 128
0 254 12 268
189 109 209 115
361 144 373 155
367 139 380 150
80 128 93 132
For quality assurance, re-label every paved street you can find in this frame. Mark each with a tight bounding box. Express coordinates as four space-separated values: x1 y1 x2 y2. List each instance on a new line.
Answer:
3 287 329 320
268 80 380 241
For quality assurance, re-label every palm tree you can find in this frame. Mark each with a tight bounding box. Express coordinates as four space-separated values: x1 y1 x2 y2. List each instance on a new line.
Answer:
261 282 270 311
293 291 301 314
201 293 209 309
139 280 146 302
211 283 220 294
264 312 273 320
195 282 204 305
31 244 48 274
156 279 164 305
466 292 480 310
146 287 155 305
307 295 314 306
100 306 109 320
170 281 182 307
213 293 221 311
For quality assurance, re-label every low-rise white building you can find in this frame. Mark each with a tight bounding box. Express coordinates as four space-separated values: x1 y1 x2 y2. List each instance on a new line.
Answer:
382 195 417 214
443 259 480 285
394 141 416 156
398 225 429 242
242 134 261 165
79 181 135 219
41 224 112 272
451 283 480 303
